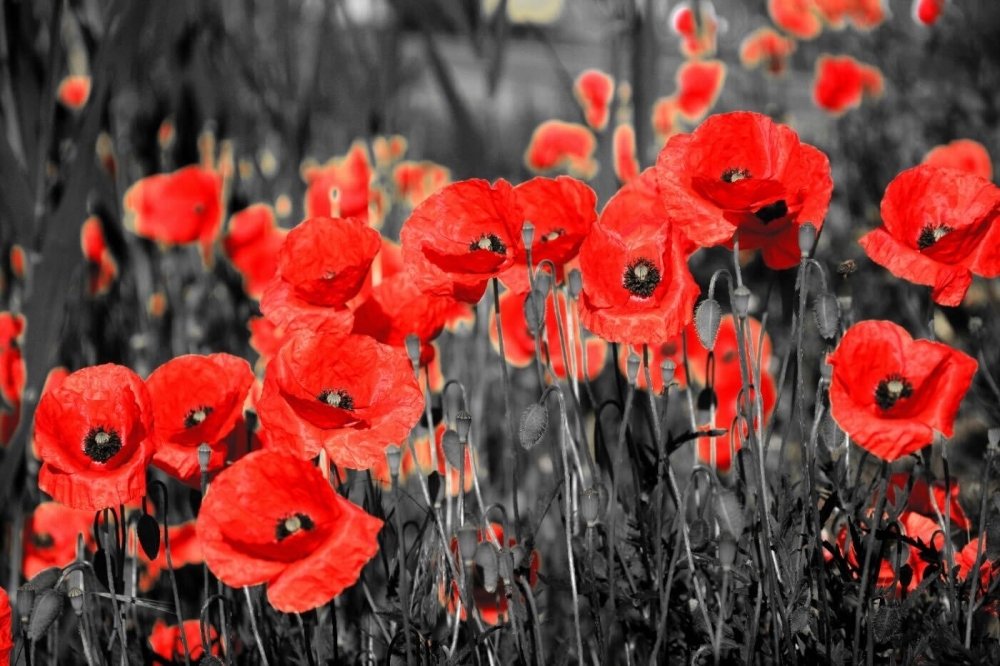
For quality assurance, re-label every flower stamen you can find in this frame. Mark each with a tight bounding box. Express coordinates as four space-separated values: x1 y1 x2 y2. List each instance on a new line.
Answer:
722 167 752 183
623 258 661 298
917 224 953 250
83 427 123 463
317 389 354 411
469 234 507 254
874 373 914 410
184 405 214 428
275 512 315 541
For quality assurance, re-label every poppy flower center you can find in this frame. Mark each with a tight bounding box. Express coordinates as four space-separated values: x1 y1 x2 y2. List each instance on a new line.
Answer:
917 224 953 250
722 167 752 183
83 426 123 463
184 406 214 428
754 200 788 224
275 512 315 541
32 532 55 549
623 258 661 298
874 374 914 410
469 234 507 254
317 389 354 411
541 228 565 242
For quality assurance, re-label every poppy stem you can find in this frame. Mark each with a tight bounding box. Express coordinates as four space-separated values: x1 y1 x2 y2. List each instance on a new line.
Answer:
152 482 192 666
101 510 128 666
392 472 415 666
243 587 270 666
491 277 520 540
852 460 889 664
965 442 994 647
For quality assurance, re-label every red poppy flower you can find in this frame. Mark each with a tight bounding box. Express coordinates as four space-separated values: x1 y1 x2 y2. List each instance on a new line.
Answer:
149 619 218 661
858 165 1000 306
139 522 204 591
651 97 681 142
80 216 119 296
739 28 797 77
248 316 285 372
303 142 373 221
22 502 95 578
924 139 993 181
440 523 541 625
674 60 726 122
401 179 524 303
146 354 254 482
0 312 26 446
913 0 946 25
223 204 287 299
887 473 970 531
0 587 11 664
578 168 700 344
613 123 641 184
769 0 823 39
827 320 977 462
669 2 719 58
837 510 941 592
573 69 615 131
370 423 476 495
392 161 452 208
655 111 833 269
257 330 424 469
812 55 883 115
198 450 382 612
34 364 155 511
524 120 598 179
957 538 1000 601
57 74 91 110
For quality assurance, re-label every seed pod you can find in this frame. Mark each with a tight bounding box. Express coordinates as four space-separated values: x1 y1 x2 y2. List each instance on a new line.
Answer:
521 221 535 247
197 443 212 473
16 585 35 624
688 518 710 550
27 588 65 641
385 445 402 478
581 485 604 525
813 292 841 340
455 410 473 442
567 269 582 299
523 290 545 335
68 586 85 616
799 222 817 257
404 334 422 369
626 352 641 384
441 428 465 469
732 286 751 319
457 526 479 565
695 299 722 351
660 359 676 387
519 402 548 450
475 542 499 593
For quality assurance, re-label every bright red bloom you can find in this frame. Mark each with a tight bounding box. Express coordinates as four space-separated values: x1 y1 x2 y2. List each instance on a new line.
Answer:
578 168 700 344
248 316 285 371
401 179 524 302
223 204 287 299
769 0 823 39
812 55 883 115
303 142 373 221
924 139 993 181
827 320 977 462
35 364 155 510
198 450 383 612
739 28 797 76
57 75 91 110
0 587 11 664
859 165 1000 306
573 69 615 131
139 521 204 591
674 60 726 122
257 330 424 469
149 619 218 661
957 538 999 602
0 312 26 446
838 510 942 592
669 2 719 58
651 97 680 142
146 353 254 482
392 161 452 208
81 216 118 295
613 123 641 184
913 0 946 25
123 166 224 256
524 120 598 179
887 473 970 531
656 111 833 269
22 502 95 578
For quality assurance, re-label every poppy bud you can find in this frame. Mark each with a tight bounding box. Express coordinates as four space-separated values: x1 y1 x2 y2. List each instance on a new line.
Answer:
475 542 499 593
534 270 552 296
27 588 65 641
498 549 515 586
732 286 751 319
17 585 35 624
198 443 212 473
695 299 722 351
568 269 583 299
441 428 465 469
523 290 545 335
718 533 738 571
522 220 535 248
519 402 548 450
581 485 605 525
27 567 61 592
385 445 402 478
68 586 84 616
696 388 717 426
660 359 676 387
814 293 840 340
456 410 473 442
799 223 817 257
626 352 641 385
404 334 422 370
457 526 479 564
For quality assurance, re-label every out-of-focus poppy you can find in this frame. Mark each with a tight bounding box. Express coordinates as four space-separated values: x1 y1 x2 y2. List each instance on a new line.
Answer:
739 27 797 76
924 139 993 181
813 0 887 29
198 450 383 612
0 587 11 664
401 179 524 303
573 69 615 131
302 142 373 221
146 354 254 482
373 134 408 167
655 111 833 269
35 364 155 511
0 312 26 446
223 204 287 300
812 55 883 115
669 2 719 58
80 216 118 296
22 502 95 579
524 120 598 180
578 168 700 344
9 245 26 280
674 60 726 122
392 161 452 208
371 423 476 495
651 97 681 142
827 320 977 462
613 123 641 184
887 472 970 531
859 165 1000 306
57 74 91 110
257 331 424 470
769 0 823 39
913 0 946 25
149 619 218 661
483 0 564 24
248 316 285 372
957 538 999 603
138 521 203 591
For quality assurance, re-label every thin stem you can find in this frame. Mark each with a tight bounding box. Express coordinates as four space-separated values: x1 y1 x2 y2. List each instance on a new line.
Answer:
491 277 521 539
244 587 271 666
392 472 415 666
965 446 994 647
852 461 889 664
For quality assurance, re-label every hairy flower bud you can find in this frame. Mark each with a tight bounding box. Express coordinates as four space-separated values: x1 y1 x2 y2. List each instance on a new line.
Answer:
814 292 840 340
441 428 465 469
799 223 817 257
27 588 65 641
568 269 582 299
523 290 545 335
695 299 722 351
457 526 479 565
732 286 751 319
581 485 605 525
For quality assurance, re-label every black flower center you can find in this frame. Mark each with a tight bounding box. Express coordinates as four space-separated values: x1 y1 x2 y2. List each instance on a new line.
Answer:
276 513 315 541
317 389 354 411
32 532 54 549
83 427 123 463
540 228 565 242
722 167 752 183
874 374 913 410
469 234 506 254
754 200 788 224
623 258 661 298
917 224 953 250
184 405 214 428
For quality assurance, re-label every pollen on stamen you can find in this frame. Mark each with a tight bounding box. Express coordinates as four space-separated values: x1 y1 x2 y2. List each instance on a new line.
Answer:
874 373 914 410
722 167 752 183
317 388 354 411
184 405 214 428
541 228 566 242
623 258 661 298
469 233 507 254
917 224 953 250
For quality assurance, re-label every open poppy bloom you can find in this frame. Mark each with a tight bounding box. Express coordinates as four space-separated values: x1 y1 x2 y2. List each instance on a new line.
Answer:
769 0 823 39
812 55 883 115
578 168 700 344
887 472 970 531
651 97 681 142
0 587 11 664
573 69 615 131
669 2 719 58
739 27 797 77
392 160 452 208
81 216 118 296
223 204 287 299
912 0 947 25
303 142 373 221
923 139 993 181
0 312 26 446
257 330 424 469
837 510 942 593
146 353 254 482
138 521 204 591
401 179 524 302
859 165 1000 306
57 74 91 110
674 60 727 122
827 320 977 462
22 502 95 578
524 120 598 180
149 619 218 662
613 123 641 184
198 450 383 612
656 111 833 269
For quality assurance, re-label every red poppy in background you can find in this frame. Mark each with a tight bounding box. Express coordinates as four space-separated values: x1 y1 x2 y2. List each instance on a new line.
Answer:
123 166 224 256
373 134 408 168
524 120 598 179
0 312 26 446
651 97 680 142
573 69 614 131
656 111 833 269
392 161 452 208
859 165 1000 306
248 316 284 372
913 0 946 25
139 521 204 591
669 2 719 58
146 353 254 482
149 619 218 662
80 216 119 296
401 179 524 302
1 587 11 664
813 0 887 29
35 364 155 510
887 473 970 531
827 320 977 462
838 510 941 592
812 55 883 115
57 74 91 110
257 330 424 469
620 337 689 394
578 168 700 344
613 124 641 184
303 142 373 220
674 60 727 122
370 423 476 495
769 0 823 39
739 28 797 76
198 450 383 612
957 538 999 601
923 139 993 181
22 502 95 578
223 204 287 299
